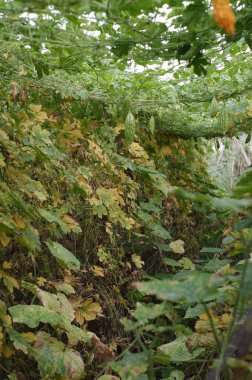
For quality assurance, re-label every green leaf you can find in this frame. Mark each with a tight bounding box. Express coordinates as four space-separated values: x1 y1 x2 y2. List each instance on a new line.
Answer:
163 258 182 267
125 112 136 145
137 210 153 224
63 322 91 345
233 168 252 198
38 209 68 233
17 224 41 251
239 263 252 297
132 302 167 325
8 328 32 355
34 332 85 379
222 235 235 244
200 247 227 254
156 336 204 363
166 370 185 380
204 258 231 272
9 305 62 328
54 282 75 295
46 241 80 270
9 169 48 202
151 224 171 240
61 347 86 380
111 352 148 380
140 202 160 213
149 116 155 134
184 304 206 319
179 257 195 270
22 283 74 320
137 272 223 304
37 288 75 324
32 339 66 378
155 243 172 252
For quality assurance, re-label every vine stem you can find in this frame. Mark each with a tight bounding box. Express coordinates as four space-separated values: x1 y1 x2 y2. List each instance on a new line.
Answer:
201 301 222 352
214 250 250 380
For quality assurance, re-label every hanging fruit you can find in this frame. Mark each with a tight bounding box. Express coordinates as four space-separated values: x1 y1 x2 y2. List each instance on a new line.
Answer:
125 111 136 145
11 81 18 100
211 0 235 36
20 87 27 105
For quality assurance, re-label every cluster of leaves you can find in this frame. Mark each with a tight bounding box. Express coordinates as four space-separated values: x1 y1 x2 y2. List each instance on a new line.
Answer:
1 0 251 75
0 1 251 379
0 74 220 379
108 167 252 380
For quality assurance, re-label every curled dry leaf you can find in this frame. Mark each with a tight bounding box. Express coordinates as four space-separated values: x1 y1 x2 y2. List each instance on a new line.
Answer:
91 334 115 362
186 333 216 352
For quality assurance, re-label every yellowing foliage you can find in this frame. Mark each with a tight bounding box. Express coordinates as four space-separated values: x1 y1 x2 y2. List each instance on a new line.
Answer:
196 310 231 333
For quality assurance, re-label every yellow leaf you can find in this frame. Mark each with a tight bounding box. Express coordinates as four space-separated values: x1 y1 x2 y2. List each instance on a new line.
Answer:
114 122 125 136
29 104 48 123
88 140 108 164
92 266 104 277
36 111 48 123
20 332 37 344
132 254 144 269
3 274 19 293
0 153 5 168
29 104 41 112
3 345 14 358
13 213 25 229
2 261 12 270
62 215 82 233
75 299 102 325
53 282 75 295
19 67 27 76
77 174 92 195
179 149 186 157
162 146 173 156
221 313 232 326
179 257 195 270
126 262 132 269
58 119 84 144
37 277 47 287
97 246 110 263
196 310 231 333
0 231 11 247
169 240 185 254
129 142 149 160
105 222 113 237
64 270 76 286
218 264 236 275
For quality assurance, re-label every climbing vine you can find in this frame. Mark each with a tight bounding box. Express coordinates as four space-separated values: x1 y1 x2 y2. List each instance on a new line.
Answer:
0 1 251 380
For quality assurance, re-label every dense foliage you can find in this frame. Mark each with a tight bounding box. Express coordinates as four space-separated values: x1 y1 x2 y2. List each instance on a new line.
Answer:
0 1 252 380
